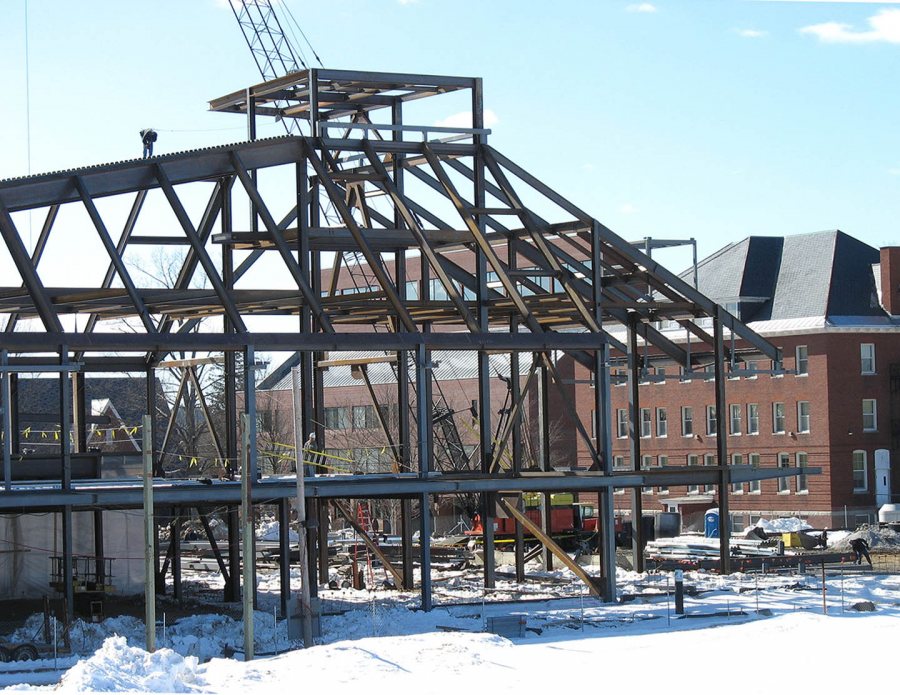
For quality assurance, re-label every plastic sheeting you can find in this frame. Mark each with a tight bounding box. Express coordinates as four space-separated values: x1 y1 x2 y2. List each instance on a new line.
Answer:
0 510 144 599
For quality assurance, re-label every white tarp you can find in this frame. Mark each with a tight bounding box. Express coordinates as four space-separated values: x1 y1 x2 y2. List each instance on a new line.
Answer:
0 510 144 598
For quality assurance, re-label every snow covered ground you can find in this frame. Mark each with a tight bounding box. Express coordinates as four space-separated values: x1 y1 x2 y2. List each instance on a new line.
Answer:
1 550 898 693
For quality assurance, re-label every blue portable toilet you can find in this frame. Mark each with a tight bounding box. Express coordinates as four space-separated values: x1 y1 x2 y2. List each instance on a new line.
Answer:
704 508 720 538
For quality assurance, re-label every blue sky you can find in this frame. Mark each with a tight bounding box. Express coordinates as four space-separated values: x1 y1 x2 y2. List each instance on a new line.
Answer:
0 0 898 269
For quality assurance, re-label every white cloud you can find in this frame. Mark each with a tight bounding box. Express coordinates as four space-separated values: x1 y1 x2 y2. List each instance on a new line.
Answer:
889 167 900 176
398 0 420 4
434 109 499 129
800 8 900 43
582 163 596 173
738 28 769 38
619 203 638 215
626 3 657 13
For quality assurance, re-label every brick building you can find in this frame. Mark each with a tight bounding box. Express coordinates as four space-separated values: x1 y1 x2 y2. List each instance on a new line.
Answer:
578 231 900 531
259 230 899 533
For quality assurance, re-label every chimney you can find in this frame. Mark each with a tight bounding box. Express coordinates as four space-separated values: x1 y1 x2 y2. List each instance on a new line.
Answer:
881 247 900 315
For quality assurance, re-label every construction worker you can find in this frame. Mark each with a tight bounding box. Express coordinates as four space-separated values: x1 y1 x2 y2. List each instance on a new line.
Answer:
850 537 872 566
140 128 158 158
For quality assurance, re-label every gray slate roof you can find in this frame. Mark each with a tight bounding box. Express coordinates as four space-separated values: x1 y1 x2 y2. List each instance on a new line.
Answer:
684 230 884 322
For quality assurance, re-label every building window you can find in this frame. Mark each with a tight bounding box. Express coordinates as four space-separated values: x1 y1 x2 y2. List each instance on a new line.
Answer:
681 407 693 437
797 401 810 433
640 408 652 438
656 408 668 438
613 455 626 494
771 359 783 378
729 404 742 435
680 365 692 384
324 406 350 430
352 405 377 430
642 454 654 494
405 280 419 300
655 367 667 384
795 345 808 376
853 450 867 492
731 453 743 494
860 343 876 375
704 454 716 493
777 452 791 493
706 405 717 436
747 403 759 435
862 399 877 432
796 452 808 493
617 409 628 438
428 278 447 301
772 402 785 434
746 360 759 380
687 454 700 494
658 455 669 494
748 453 761 494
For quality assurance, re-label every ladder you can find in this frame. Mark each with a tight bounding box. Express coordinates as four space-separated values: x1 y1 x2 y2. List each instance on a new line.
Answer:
353 502 375 588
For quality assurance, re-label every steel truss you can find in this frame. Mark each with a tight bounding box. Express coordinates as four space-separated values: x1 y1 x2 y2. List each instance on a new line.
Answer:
0 69 794 614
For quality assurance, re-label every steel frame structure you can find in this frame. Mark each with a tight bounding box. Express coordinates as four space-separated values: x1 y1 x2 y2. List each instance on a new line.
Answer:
0 69 794 615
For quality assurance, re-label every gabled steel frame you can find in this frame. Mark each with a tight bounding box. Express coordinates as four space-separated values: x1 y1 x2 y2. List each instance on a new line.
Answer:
0 68 788 611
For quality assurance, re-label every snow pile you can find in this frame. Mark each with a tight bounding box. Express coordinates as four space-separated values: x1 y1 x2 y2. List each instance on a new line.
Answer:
256 519 298 543
754 517 811 533
55 636 200 693
832 524 900 551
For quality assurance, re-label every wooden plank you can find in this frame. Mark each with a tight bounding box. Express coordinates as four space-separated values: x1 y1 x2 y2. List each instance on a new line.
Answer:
496 497 603 598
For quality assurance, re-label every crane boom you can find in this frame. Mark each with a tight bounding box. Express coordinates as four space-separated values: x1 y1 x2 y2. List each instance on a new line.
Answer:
229 0 304 81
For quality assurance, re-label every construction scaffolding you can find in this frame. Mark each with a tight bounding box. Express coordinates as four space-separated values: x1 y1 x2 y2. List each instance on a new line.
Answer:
0 67 798 620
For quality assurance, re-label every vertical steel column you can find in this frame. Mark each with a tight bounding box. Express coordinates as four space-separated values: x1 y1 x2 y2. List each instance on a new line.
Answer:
221 178 241 603
1 351 10 489
713 309 731 573
627 318 645 573
416 342 433 610
142 414 155 651
72 372 87 455
9 374 18 455
308 69 320 138
538 365 553 570
291 366 314 647
246 89 259 235
59 348 74 618
172 514 182 601
472 78 495 588
592 222 616 602
277 497 291 619
240 413 254 660
60 349 72 490
93 510 105 588
243 346 258 609
296 159 321 598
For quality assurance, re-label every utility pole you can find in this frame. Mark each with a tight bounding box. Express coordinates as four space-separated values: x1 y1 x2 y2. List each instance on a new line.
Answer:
291 367 314 647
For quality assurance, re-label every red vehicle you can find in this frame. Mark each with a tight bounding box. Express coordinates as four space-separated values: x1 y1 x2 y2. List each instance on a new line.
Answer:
468 493 600 550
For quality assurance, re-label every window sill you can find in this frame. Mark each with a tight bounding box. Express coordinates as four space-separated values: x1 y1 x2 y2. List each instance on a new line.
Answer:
777 490 791 495
853 488 868 494
796 490 808 495
749 490 761 495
